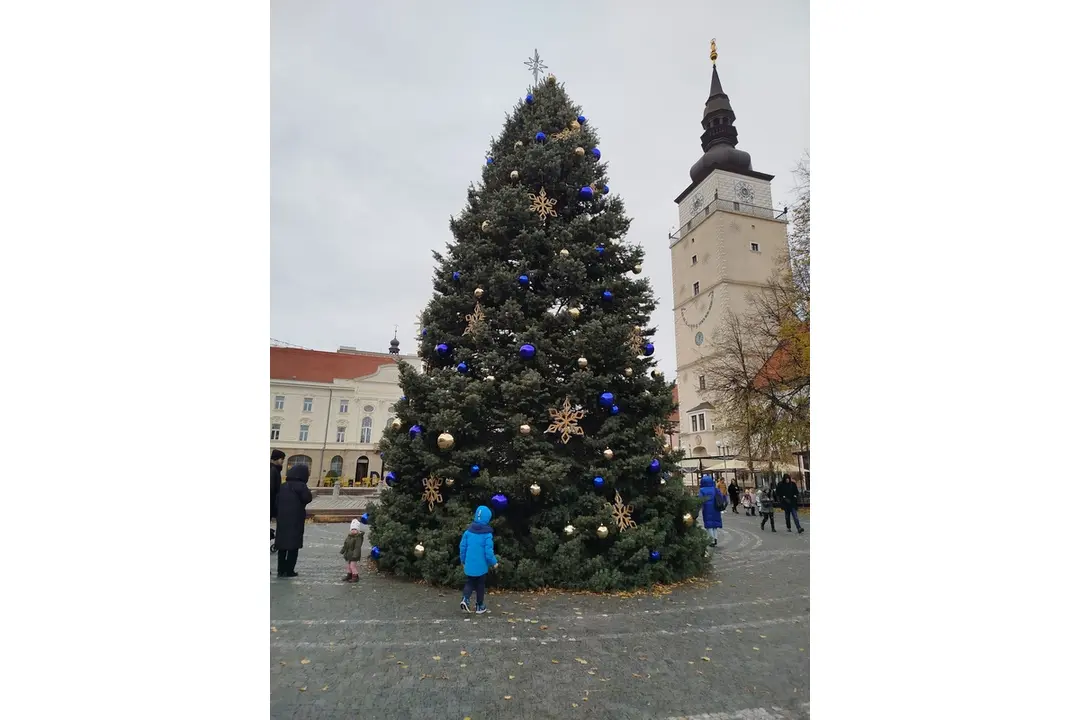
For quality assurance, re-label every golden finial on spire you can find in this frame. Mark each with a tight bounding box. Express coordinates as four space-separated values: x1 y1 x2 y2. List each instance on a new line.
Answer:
710 38 718 64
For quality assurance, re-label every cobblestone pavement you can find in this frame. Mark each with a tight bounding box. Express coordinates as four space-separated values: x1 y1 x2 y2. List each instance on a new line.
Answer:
306 495 373 511
270 511 809 720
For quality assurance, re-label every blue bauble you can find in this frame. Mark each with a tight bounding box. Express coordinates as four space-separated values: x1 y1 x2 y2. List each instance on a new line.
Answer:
491 493 509 510
408 425 422 438
535 131 546 143
401 396 407 402
591 147 601 160
579 186 594 200
486 156 494 165
360 513 370 525
595 245 604 256
436 343 450 357
602 290 613 302
452 271 461 281
371 545 381 559
602 184 610 195
456 362 468 373
649 550 661 563
518 274 530 286
599 392 615 408
610 405 620 416
421 327 428 336
577 115 587 124
644 343 655 356
470 464 481 477
526 93 535 105
385 471 397 485
593 476 605 489
648 458 661 473
519 343 536 359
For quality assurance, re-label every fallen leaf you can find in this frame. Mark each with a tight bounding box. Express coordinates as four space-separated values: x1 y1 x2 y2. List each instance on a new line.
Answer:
753 647 760 651
600 678 610 682
632 673 642 679
551 659 559 664
575 658 588 664
638 655 648 660
421 674 433 680
799 648 805 652
460 663 467 668
509 675 515 680
298 687 307 692
701 656 711 662
760 635 767 639
460 650 468 656
279 661 286 666
504 695 512 700
300 658 311 665
688 661 695 665
396 661 405 665
735 629 742 634
587 670 596 675
432 656 441 661
517 661 524 666
706 647 712 651
270 626 277 633
540 625 549 630
572 703 578 708
321 685 328 691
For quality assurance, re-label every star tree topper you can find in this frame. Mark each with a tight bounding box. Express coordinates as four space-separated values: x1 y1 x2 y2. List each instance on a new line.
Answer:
421 475 444 512
545 396 586 444
528 187 558 221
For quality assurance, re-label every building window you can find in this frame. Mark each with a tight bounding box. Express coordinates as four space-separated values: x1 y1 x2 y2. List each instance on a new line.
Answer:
692 282 700 296
360 416 373 444
363 404 375 413
691 255 697 265
336 426 346 443
733 201 741 211
699 375 706 390
270 423 281 440
339 399 349 413
286 454 312 471
274 395 284 410
691 415 699 433
303 397 313 412
690 412 707 433
751 242 760 252
330 455 343 474
299 424 309 442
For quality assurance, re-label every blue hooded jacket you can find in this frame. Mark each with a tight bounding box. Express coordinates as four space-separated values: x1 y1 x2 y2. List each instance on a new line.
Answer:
459 505 498 577
698 475 725 529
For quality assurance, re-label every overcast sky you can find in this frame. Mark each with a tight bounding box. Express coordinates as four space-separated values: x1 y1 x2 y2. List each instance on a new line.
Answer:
271 0 809 378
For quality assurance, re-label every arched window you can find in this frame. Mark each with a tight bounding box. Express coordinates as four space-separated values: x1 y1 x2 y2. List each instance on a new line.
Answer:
360 416 373 443
286 454 312 471
330 455 343 474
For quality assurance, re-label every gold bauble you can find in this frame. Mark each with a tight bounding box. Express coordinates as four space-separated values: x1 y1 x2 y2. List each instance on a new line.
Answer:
529 483 541 497
510 170 519 181
651 370 662 379
571 119 581 130
474 287 484 298
577 357 588 368
660 478 667 485
437 432 455 450
391 418 402 431
574 146 585 156
623 367 634 377
568 307 581 319
683 512 694 527
514 140 523 148
519 424 532 435
559 248 570 257
633 264 643 274
484 375 496 383
445 477 455 487
481 220 490 233
563 524 575 536
547 73 557 83
414 543 425 558
603 448 614 460
596 525 609 539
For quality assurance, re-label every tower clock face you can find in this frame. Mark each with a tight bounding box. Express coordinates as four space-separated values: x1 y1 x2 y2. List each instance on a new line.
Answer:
735 182 755 204
691 193 704 213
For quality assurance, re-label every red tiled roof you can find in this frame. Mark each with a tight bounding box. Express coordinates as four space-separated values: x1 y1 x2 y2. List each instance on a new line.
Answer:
270 346 398 383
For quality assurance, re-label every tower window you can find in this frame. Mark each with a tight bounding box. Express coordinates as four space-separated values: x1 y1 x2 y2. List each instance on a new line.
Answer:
699 375 706 390
691 255 697 266
751 243 760 253
693 282 700 296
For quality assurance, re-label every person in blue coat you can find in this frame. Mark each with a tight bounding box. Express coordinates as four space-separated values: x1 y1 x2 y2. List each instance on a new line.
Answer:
459 505 499 614
698 475 727 547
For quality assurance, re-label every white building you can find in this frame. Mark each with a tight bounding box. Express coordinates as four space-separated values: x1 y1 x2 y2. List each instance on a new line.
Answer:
270 341 421 486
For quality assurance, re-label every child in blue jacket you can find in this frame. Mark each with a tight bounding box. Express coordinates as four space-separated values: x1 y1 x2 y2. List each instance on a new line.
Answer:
459 505 498 614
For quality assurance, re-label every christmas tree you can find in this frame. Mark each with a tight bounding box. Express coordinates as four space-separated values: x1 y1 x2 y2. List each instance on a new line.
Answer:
368 75 708 591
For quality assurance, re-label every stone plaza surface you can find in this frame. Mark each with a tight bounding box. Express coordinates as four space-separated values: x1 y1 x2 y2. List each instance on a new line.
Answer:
270 512 810 720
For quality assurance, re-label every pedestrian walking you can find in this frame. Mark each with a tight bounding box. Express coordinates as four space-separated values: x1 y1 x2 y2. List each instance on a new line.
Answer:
699 475 726 547
275 463 313 577
270 449 285 520
339 518 365 583
459 505 498 614
776 474 804 534
728 479 742 515
758 480 777 532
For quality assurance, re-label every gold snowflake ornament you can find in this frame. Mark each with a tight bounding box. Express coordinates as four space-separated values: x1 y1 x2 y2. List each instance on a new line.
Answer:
606 490 637 531
545 396 586 444
421 475 443 512
627 325 644 356
528 187 558 221
464 301 485 336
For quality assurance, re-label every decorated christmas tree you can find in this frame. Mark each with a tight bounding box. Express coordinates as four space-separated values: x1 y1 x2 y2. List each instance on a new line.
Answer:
367 75 708 591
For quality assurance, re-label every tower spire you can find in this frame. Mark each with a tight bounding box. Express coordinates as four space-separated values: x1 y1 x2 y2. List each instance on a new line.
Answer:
687 39 755 184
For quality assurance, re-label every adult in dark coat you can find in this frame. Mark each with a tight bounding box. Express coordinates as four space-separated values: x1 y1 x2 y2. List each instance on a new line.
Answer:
270 449 285 520
777 474 804 534
727 479 742 514
275 463 313 577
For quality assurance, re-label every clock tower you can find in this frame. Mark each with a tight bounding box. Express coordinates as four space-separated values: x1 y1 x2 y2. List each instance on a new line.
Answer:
670 40 790 464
